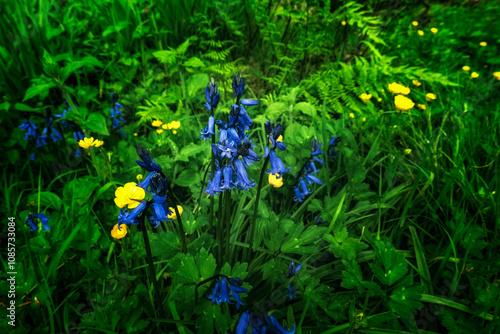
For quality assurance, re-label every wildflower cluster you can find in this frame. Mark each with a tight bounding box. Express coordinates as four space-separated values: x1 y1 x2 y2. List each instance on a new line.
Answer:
206 276 248 310
112 145 177 236
25 212 51 231
151 119 181 134
201 74 263 196
18 109 63 160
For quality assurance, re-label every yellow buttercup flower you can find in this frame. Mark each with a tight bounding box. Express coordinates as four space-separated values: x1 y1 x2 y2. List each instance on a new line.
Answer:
173 130 178 135
360 93 372 102
493 72 500 80
114 182 145 209
418 30 424 36
161 124 168 129
417 104 427 110
479 41 487 47
404 149 412 155
431 28 438 34
268 173 283 188
78 137 96 149
388 82 411 95
152 120 163 127
412 21 418 27
349 113 355 119
168 121 181 130
341 21 346 26
426 93 437 102
168 205 184 220
471 72 479 78
394 95 415 111
377 98 382 102
111 224 127 239
136 174 143 181
412 80 421 86
94 140 104 148
462 66 470 71
156 129 164 134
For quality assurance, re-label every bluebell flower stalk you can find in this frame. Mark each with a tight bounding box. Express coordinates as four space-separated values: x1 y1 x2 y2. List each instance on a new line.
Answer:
206 276 248 310
110 93 126 137
293 138 327 203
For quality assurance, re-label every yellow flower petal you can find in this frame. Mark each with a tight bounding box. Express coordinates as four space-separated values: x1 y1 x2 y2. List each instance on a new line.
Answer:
111 224 127 239
493 72 500 80
431 28 438 34
462 66 470 71
418 30 424 36
388 82 410 95
404 149 412 155
412 21 418 27
349 113 355 119
168 205 184 220
341 21 346 26
152 120 163 127
162 124 168 129
471 72 479 78
156 129 164 134
360 93 372 102
479 41 487 47
412 80 421 86
394 95 415 111
417 104 427 110
426 93 437 102
268 173 283 188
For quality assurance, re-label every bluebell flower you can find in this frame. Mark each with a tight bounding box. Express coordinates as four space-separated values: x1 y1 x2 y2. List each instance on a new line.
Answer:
235 310 251 334
220 165 236 191
26 213 51 231
43 109 63 143
237 141 259 168
218 140 238 160
117 202 146 228
110 93 127 136
293 180 311 203
252 314 296 334
30 153 36 161
137 172 157 193
328 136 340 159
75 149 81 157
232 73 246 101
205 166 222 196
136 145 162 172
200 115 215 140
149 174 173 227
36 135 48 147
310 139 324 164
266 149 292 176
286 284 298 300
19 118 38 141
289 261 302 277
73 131 85 142
234 159 255 190
206 277 248 310
204 77 220 111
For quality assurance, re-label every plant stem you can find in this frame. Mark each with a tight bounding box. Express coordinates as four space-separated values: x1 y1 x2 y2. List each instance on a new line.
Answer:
245 154 270 262
217 191 225 269
140 212 166 328
225 190 232 264
166 181 188 253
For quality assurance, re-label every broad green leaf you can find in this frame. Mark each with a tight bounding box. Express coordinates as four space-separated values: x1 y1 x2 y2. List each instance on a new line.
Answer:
84 113 109 136
280 225 327 255
176 143 207 162
183 57 205 68
22 82 56 102
341 259 363 289
153 50 177 64
389 283 424 320
294 102 317 117
175 169 201 187
27 191 62 211
176 39 190 55
186 73 209 98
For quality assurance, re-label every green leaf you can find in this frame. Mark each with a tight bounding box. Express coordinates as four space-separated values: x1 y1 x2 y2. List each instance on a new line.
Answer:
169 248 216 284
14 103 45 112
175 169 201 187
186 73 209 98
294 102 317 117
27 191 62 211
62 56 103 81
176 39 190 55
280 225 327 255
102 21 130 37
84 113 109 136
183 57 205 68
23 82 56 102
258 199 269 219
220 262 249 280
370 239 409 286
341 259 363 289
389 283 424 320
153 50 177 64
175 143 207 162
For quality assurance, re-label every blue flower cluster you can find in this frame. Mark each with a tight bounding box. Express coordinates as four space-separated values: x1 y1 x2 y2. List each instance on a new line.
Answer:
235 310 296 334
110 93 126 137
206 276 247 310
18 109 64 160
26 212 51 231
293 139 324 202
201 74 261 195
117 146 173 229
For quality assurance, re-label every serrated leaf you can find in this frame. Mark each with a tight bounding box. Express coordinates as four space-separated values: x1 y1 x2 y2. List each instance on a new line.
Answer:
280 225 326 255
341 259 363 289
153 50 177 64
102 21 130 37
169 248 215 284
176 39 190 55
370 240 409 286
389 284 424 319
187 73 209 98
